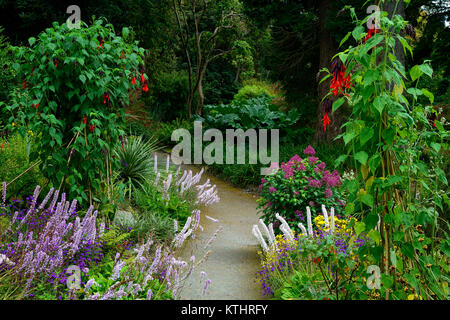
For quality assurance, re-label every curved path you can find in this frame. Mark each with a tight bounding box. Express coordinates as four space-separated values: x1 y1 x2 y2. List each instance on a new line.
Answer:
154 152 266 300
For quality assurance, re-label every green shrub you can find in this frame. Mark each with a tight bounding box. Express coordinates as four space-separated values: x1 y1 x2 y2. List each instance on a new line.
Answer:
257 145 345 234
0 27 17 124
133 181 194 226
6 20 146 204
233 85 274 102
0 133 44 199
197 95 299 131
145 70 191 121
132 210 174 242
153 118 193 148
233 79 282 102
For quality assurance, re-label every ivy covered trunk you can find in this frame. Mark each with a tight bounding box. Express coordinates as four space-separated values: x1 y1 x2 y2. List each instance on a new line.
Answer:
315 0 341 144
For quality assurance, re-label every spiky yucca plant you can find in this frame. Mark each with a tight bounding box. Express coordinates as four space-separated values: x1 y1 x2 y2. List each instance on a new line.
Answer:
114 135 160 190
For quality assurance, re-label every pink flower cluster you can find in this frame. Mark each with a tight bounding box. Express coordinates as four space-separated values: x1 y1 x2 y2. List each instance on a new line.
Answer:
322 170 341 188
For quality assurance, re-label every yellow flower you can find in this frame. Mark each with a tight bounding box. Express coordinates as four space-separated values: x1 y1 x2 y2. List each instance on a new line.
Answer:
11 122 15 126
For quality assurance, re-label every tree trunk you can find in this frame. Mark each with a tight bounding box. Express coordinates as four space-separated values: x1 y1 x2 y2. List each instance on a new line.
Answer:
196 74 205 115
314 0 341 144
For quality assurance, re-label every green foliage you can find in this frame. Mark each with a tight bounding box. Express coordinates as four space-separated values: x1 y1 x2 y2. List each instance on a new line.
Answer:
132 210 174 242
133 180 195 227
197 95 299 131
328 5 449 300
233 85 273 102
114 135 159 189
82 258 173 300
0 133 44 199
258 147 344 234
153 118 193 148
145 70 191 121
6 19 145 204
0 26 17 107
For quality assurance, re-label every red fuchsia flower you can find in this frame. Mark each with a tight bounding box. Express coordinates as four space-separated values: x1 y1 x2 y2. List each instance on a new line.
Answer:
427 112 437 128
53 58 58 68
303 145 316 155
131 77 137 86
330 58 351 96
330 247 336 254
103 91 111 108
89 123 94 132
322 98 332 132
97 37 104 50
82 116 87 124
22 80 28 89
142 82 149 92
364 27 379 43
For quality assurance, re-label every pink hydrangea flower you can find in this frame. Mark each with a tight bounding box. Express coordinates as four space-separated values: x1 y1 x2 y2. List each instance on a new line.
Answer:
317 162 326 170
269 186 276 194
308 156 319 164
303 145 316 155
290 154 302 163
324 187 333 198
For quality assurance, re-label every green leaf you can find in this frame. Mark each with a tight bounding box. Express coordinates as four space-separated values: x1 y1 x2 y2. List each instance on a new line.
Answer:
334 154 347 168
28 37 36 46
355 151 368 165
368 229 381 244
352 25 365 41
360 127 374 146
390 250 397 268
361 193 374 207
373 96 387 114
418 63 433 78
435 168 448 185
355 222 366 236
381 274 394 288
122 27 130 39
421 89 434 103
410 65 423 81
430 142 441 153
363 69 379 86
407 87 423 100
79 74 86 84
368 154 381 174
382 127 395 145
339 31 352 48
343 131 356 145
332 97 345 113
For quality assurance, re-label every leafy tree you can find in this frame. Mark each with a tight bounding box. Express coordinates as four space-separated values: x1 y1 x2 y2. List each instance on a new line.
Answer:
171 0 246 117
4 20 146 204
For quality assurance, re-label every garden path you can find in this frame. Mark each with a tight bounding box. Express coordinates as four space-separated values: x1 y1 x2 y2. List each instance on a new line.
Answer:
154 152 266 300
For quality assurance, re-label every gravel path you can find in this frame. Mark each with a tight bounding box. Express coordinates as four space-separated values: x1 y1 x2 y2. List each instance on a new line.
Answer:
154 152 266 300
